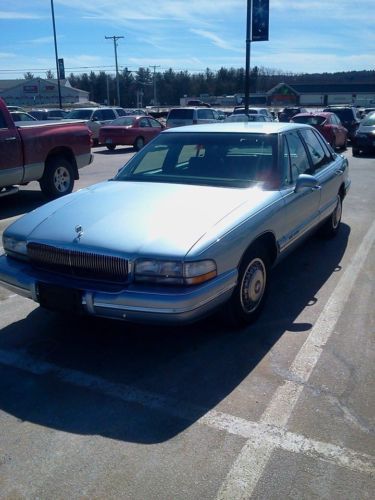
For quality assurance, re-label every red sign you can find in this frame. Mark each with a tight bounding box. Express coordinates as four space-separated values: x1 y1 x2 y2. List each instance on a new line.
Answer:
23 85 38 93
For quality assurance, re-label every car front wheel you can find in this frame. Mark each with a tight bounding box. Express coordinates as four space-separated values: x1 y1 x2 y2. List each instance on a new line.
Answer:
226 245 270 327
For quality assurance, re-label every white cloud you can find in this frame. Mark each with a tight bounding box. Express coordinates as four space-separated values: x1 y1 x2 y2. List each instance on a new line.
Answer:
190 29 243 52
0 11 42 19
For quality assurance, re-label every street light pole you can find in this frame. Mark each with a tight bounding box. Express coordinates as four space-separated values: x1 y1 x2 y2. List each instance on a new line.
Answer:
105 35 124 106
244 0 252 113
50 0 62 108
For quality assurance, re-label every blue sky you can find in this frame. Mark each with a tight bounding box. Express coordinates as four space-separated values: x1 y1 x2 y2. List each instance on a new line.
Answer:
0 0 373 80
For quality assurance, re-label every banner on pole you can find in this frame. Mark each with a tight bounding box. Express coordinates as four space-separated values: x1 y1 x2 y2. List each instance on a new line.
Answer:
58 58 65 79
252 0 269 41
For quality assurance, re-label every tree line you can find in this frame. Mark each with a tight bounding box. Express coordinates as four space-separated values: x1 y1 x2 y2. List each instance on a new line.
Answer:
24 67 375 108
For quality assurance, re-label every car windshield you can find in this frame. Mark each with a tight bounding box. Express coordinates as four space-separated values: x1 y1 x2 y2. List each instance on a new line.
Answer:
66 109 93 119
292 115 326 126
225 114 263 122
110 117 135 126
361 113 375 126
115 132 279 189
233 108 259 115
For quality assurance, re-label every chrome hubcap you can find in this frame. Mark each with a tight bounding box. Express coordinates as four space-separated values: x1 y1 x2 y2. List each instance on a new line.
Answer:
240 258 266 314
53 166 70 192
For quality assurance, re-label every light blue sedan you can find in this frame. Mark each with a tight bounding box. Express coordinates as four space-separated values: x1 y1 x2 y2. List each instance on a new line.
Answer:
0 123 350 327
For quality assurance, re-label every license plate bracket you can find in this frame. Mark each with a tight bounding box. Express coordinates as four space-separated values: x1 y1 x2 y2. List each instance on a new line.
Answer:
38 283 83 313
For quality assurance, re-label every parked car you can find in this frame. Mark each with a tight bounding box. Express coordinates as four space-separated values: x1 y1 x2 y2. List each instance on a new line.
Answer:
124 108 147 116
323 106 360 141
0 122 350 327
352 111 375 156
99 115 164 151
10 111 37 122
29 109 70 120
291 112 348 149
65 107 124 143
186 100 211 107
225 113 269 122
0 97 93 199
233 107 274 121
166 107 220 128
6 106 26 112
278 107 307 122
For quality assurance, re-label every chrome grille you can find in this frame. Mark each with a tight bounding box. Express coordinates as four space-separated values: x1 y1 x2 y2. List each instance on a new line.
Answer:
27 242 128 282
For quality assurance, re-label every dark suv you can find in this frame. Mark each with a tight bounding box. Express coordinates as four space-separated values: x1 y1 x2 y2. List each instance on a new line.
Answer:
323 106 360 141
278 107 307 122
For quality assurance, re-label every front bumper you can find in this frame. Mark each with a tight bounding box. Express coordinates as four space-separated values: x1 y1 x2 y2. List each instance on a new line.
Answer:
0 255 237 325
353 133 375 151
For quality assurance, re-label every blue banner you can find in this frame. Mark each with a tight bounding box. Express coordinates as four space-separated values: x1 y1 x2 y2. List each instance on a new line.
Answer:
252 0 269 41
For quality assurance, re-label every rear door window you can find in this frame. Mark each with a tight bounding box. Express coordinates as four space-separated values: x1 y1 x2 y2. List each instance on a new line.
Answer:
299 129 331 172
169 109 194 119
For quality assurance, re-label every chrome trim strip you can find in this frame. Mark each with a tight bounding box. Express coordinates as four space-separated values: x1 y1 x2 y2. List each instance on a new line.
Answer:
92 283 236 315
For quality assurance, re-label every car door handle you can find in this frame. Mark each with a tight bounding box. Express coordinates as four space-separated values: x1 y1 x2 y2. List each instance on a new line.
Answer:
311 185 321 191
0 136 17 142
335 169 344 176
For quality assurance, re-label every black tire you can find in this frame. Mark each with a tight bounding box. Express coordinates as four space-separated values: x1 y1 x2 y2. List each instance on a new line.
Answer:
39 157 74 199
352 146 360 156
225 244 270 328
134 136 144 151
106 144 116 151
320 194 342 238
341 137 347 150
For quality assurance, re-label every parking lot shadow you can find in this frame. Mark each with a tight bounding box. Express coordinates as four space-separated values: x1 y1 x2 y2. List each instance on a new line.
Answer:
0 188 48 221
0 224 350 444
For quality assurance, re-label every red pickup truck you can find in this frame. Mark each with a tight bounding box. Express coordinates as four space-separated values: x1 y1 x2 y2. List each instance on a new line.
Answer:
0 98 93 199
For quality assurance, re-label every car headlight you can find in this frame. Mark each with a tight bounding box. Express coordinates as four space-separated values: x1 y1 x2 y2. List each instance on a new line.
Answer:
134 259 217 285
3 236 28 258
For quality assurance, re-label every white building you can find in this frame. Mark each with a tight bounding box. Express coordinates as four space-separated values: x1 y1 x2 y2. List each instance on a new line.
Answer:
0 78 89 106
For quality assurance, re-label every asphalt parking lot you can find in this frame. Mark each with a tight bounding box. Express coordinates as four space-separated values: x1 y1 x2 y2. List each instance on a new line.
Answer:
0 146 374 499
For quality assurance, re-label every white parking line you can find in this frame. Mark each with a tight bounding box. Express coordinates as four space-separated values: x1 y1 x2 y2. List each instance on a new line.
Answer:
216 220 375 500
0 348 373 478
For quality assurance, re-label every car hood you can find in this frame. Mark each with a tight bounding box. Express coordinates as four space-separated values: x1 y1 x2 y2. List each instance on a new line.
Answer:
11 181 275 257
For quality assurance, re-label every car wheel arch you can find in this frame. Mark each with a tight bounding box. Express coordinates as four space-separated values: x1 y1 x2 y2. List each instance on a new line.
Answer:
239 231 278 271
45 147 78 180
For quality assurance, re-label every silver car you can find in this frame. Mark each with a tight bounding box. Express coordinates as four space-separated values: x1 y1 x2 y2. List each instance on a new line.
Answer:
166 107 220 128
65 107 125 143
0 123 350 327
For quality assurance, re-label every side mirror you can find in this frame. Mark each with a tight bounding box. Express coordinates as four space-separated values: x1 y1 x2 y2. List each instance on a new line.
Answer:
91 116 99 122
295 174 320 193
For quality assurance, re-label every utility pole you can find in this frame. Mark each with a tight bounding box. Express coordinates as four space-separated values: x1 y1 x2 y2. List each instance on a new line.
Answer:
105 35 124 106
149 65 160 106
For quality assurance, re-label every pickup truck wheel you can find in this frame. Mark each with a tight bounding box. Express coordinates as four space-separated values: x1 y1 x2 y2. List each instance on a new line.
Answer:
320 194 342 238
134 136 144 151
106 144 116 151
226 244 270 328
40 157 74 199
